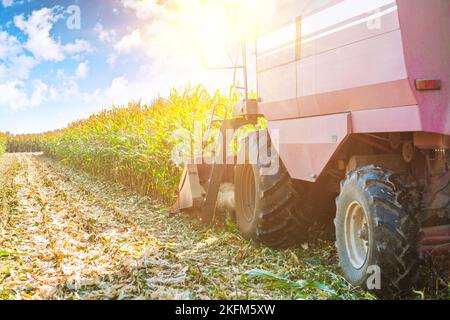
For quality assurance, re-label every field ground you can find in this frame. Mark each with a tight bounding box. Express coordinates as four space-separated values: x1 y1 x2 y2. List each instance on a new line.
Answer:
0 153 447 300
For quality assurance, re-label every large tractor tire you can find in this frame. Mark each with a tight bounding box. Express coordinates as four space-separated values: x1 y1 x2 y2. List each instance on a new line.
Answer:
234 131 310 248
335 165 421 297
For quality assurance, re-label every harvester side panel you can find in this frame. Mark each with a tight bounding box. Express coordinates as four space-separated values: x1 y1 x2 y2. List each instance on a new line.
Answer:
257 0 415 121
397 0 450 135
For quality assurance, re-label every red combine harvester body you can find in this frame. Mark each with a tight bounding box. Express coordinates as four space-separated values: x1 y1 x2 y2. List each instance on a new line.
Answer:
173 0 450 296
258 0 450 182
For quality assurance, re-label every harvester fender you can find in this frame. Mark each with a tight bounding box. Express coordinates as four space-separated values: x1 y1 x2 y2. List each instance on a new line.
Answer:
266 113 352 183
170 164 205 214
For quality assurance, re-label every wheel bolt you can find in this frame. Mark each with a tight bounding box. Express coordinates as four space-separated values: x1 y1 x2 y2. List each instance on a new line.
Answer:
358 225 369 241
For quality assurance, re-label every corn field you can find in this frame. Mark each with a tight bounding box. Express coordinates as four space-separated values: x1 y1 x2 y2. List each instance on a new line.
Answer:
4 86 237 204
6 135 42 153
0 132 7 156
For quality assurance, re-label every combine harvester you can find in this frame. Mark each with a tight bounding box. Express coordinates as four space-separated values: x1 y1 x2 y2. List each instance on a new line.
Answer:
172 0 450 296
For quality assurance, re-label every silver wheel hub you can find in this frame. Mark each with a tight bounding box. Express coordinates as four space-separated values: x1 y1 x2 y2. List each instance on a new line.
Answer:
344 201 370 269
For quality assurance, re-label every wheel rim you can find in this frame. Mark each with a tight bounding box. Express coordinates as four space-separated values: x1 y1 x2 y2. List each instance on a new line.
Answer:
240 165 256 223
344 201 370 270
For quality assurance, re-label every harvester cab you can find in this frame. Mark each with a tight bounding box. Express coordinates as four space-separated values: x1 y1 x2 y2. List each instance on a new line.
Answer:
173 0 450 297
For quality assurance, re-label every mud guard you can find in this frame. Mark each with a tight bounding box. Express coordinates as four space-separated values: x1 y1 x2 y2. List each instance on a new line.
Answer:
170 164 206 214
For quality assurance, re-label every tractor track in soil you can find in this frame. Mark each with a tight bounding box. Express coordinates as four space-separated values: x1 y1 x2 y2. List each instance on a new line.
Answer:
0 153 446 300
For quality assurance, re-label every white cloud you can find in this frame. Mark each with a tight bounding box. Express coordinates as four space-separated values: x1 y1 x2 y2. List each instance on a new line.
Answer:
29 79 48 106
14 8 65 61
104 77 132 105
1 0 14 8
64 39 93 55
0 30 22 60
0 29 41 111
114 29 144 53
0 54 37 82
49 86 58 100
75 61 89 79
94 23 116 43
121 0 162 20
106 53 118 67
0 30 37 82
100 76 156 106
0 79 48 110
14 7 93 62
56 69 66 78
84 76 156 108
54 60 89 80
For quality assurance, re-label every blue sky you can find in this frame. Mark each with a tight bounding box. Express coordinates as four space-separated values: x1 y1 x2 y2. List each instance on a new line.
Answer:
0 0 240 134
